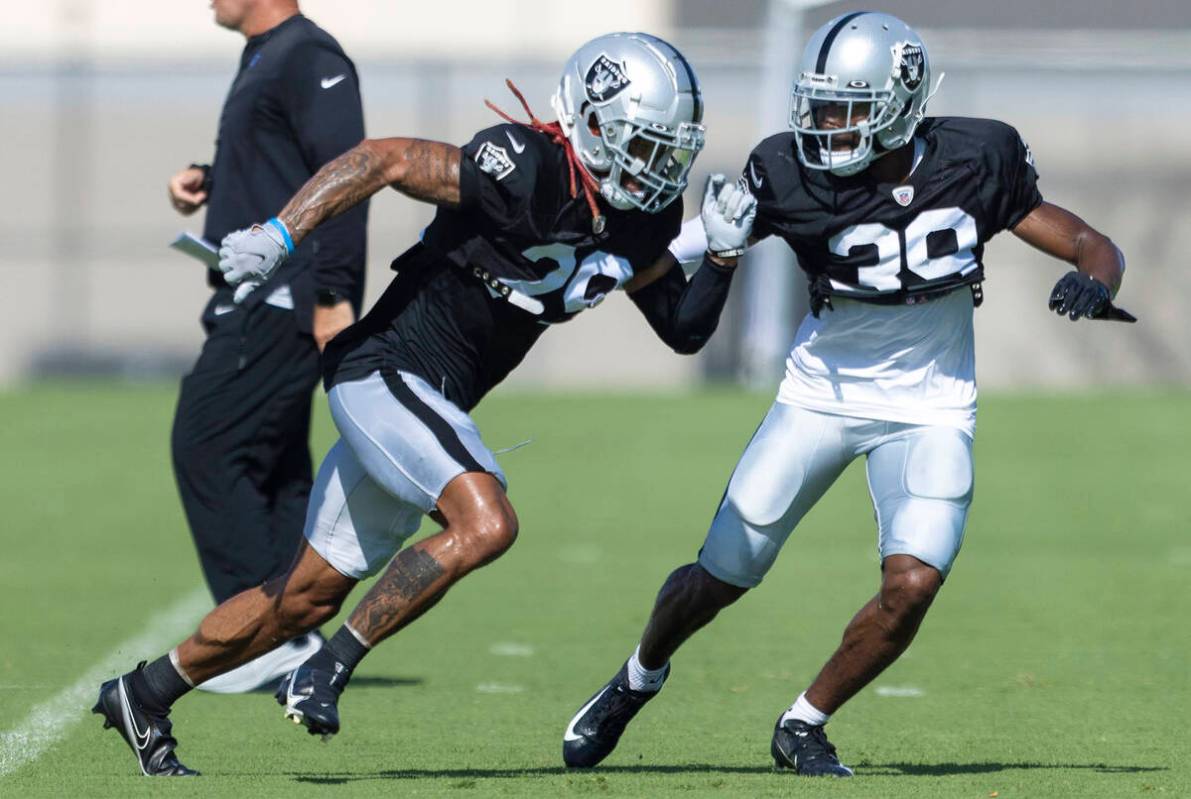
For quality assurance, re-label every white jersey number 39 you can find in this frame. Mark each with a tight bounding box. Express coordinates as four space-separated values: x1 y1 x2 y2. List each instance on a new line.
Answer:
828 207 978 291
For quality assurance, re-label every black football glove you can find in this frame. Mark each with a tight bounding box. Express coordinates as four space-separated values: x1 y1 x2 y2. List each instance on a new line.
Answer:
1048 271 1124 321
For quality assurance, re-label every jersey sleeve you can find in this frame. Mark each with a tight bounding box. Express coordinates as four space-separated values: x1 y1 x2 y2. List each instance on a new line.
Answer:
279 41 368 301
741 145 779 242
457 124 544 230
983 122 1043 233
629 198 684 273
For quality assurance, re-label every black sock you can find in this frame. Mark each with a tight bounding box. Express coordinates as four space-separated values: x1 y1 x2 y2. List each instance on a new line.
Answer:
128 655 192 715
307 626 370 676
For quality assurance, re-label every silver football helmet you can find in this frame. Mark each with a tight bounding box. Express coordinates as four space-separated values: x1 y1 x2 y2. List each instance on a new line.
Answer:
790 12 941 176
552 32 705 213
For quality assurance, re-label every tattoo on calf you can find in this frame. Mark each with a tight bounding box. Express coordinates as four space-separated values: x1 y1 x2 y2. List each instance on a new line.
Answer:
350 547 447 640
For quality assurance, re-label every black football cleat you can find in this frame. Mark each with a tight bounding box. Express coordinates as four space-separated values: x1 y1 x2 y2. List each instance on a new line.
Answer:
771 717 853 777
92 669 198 776
563 662 668 768
275 659 350 739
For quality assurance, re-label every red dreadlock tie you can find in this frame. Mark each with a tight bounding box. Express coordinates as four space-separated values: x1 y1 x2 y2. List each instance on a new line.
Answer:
485 79 606 235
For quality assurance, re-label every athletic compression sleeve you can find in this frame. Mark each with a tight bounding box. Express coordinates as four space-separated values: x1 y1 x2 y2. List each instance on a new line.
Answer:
629 254 736 355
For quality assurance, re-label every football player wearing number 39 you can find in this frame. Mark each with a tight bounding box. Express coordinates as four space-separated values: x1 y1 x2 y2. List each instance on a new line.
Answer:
563 12 1135 777
93 33 757 776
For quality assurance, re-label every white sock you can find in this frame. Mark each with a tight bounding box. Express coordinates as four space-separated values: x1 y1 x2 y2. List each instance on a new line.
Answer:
781 692 831 727
625 645 667 693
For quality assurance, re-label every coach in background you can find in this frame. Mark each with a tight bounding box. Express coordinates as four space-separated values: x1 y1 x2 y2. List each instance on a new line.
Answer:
165 0 367 692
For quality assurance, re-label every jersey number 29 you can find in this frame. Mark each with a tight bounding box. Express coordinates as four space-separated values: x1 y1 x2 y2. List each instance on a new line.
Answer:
507 244 634 318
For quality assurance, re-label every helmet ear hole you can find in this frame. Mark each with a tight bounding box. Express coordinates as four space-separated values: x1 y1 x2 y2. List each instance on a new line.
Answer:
586 113 601 136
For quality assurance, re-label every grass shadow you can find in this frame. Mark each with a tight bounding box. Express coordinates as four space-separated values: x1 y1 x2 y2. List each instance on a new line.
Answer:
292 760 1169 785
291 764 773 785
855 761 1168 777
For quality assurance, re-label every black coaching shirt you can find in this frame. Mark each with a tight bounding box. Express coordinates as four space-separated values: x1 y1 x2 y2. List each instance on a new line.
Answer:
328 123 684 411
201 14 367 331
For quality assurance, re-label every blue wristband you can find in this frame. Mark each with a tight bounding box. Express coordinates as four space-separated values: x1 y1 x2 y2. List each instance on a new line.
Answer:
265 217 294 254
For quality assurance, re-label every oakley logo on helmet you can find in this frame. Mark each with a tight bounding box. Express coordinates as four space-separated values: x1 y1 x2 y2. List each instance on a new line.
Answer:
899 44 925 91
584 54 631 103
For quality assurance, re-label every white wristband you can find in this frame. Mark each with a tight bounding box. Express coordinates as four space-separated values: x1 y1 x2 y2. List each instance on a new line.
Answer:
667 216 709 264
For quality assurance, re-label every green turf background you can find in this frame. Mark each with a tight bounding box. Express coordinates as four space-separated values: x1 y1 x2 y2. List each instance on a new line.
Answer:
1 383 1187 797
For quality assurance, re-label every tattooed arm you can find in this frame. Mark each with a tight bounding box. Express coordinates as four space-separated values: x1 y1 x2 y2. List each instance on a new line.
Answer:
278 138 463 246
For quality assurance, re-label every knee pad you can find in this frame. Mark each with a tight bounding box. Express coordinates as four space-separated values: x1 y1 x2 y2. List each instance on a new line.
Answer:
697 497 790 589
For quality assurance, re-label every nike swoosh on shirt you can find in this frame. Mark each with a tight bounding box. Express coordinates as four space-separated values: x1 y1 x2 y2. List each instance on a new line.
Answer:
320 74 346 89
505 130 526 154
563 686 609 742
749 160 763 188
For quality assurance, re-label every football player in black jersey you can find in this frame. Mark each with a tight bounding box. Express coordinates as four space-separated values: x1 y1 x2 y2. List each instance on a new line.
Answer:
563 13 1134 777
92 33 757 776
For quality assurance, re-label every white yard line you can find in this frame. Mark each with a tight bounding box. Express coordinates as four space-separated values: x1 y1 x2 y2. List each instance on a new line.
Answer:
475 683 525 694
0 586 210 778
489 642 535 657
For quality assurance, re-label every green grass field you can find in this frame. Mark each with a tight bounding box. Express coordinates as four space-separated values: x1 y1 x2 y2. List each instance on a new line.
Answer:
1 383 1188 797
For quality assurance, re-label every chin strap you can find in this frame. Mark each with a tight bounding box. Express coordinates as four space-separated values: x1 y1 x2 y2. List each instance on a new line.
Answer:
485 80 605 233
923 71 946 109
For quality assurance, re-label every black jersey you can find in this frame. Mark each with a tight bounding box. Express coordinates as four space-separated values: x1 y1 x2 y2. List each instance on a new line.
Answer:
327 123 684 411
743 117 1042 306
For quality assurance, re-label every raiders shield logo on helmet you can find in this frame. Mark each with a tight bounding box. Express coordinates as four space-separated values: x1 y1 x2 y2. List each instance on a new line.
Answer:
899 44 925 91
584 54 631 103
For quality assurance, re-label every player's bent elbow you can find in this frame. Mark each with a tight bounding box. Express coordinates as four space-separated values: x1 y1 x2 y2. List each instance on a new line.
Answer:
665 331 711 356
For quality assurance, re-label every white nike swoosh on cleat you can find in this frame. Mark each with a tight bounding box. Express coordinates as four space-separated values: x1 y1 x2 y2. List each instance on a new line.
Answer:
563 686 609 742
749 160 763 189
505 130 526 154
116 678 152 776
282 674 308 718
320 74 346 89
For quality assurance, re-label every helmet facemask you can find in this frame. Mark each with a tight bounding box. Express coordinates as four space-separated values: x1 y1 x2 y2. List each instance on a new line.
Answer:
790 78 904 176
591 112 705 212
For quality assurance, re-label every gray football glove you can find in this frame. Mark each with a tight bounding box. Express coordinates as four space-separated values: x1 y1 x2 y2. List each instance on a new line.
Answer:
218 217 293 303
701 174 756 259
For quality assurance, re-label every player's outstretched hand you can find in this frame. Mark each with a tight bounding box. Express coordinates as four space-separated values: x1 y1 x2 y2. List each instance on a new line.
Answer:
702 174 756 260
218 218 294 303
1048 271 1136 322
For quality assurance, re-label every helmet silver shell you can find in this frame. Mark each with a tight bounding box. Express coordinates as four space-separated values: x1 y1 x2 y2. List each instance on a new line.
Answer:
791 12 938 176
552 32 705 212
